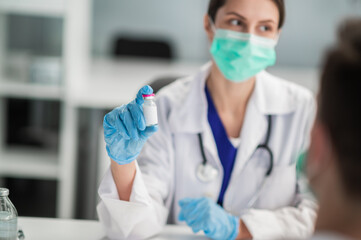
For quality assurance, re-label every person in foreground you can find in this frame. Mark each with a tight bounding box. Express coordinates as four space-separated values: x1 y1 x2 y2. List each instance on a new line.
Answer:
97 0 317 239
306 18 361 240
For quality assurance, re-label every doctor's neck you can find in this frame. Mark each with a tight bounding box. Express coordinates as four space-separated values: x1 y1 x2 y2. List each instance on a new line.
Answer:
207 64 256 112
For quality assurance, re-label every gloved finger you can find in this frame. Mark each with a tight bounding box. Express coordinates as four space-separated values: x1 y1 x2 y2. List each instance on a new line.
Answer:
178 204 196 219
178 209 186 222
190 221 204 234
178 198 196 222
122 108 140 140
185 208 206 231
104 107 124 133
204 227 219 240
179 208 200 229
103 115 117 138
135 85 153 105
107 108 131 140
178 201 200 221
184 199 209 227
141 125 159 138
179 205 200 224
191 226 201 234
178 198 195 207
203 228 216 238
128 101 146 131
186 206 210 234
115 116 131 140
191 218 210 235
185 198 216 232
178 199 203 223
185 197 209 214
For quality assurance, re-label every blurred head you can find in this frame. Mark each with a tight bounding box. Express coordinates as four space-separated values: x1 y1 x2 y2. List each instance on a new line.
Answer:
204 0 285 41
307 18 361 204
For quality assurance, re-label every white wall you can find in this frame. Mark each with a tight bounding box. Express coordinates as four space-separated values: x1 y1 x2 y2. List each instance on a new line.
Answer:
276 0 361 68
92 0 210 61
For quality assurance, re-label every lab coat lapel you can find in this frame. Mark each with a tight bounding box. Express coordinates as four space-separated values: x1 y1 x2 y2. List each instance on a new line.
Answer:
202 120 223 169
233 86 268 175
168 63 211 134
168 62 222 169
232 70 298 174
193 64 222 169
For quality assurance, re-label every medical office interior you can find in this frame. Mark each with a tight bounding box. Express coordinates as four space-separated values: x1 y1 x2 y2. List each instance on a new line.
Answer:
0 0 360 227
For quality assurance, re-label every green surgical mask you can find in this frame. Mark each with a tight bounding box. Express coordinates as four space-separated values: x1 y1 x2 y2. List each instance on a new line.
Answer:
210 28 278 82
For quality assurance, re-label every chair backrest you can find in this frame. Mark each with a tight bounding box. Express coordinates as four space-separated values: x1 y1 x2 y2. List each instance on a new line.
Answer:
148 76 181 94
113 37 173 60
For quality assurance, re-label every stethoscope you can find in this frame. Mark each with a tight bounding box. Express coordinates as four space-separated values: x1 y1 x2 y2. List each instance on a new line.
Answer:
196 115 274 208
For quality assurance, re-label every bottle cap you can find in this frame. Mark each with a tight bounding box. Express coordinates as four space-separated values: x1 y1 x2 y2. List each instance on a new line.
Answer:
142 93 155 98
0 188 9 197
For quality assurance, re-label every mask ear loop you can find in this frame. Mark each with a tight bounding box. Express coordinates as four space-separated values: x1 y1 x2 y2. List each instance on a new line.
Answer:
273 35 280 46
208 16 217 33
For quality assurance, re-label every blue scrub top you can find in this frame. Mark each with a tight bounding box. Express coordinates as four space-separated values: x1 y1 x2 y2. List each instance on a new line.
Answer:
205 86 238 206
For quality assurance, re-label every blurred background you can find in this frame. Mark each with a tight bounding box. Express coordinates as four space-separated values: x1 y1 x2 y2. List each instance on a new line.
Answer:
0 0 360 220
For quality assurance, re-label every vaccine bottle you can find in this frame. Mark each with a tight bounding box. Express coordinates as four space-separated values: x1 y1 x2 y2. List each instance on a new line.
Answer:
0 188 18 240
142 94 158 127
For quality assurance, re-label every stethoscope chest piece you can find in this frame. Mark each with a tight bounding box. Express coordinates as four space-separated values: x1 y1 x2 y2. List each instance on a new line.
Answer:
195 115 274 208
196 163 219 182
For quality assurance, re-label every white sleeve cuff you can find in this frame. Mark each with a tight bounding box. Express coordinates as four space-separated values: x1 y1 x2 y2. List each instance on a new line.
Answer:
97 161 167 239
241 198 317 239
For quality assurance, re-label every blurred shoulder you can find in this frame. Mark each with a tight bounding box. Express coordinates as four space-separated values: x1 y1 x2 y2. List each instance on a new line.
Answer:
259 71 315 113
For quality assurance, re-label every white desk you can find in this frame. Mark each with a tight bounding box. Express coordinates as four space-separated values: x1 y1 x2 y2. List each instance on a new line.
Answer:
71 59 203 109
18 217 208 240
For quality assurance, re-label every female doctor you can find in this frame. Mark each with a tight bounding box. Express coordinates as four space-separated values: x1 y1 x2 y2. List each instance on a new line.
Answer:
98 0 317 239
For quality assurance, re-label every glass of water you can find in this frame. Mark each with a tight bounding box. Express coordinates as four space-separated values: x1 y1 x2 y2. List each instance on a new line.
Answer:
0 188 18 240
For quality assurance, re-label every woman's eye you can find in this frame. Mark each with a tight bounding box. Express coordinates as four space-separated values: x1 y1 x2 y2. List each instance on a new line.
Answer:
260 25 271 32
230 19 241 26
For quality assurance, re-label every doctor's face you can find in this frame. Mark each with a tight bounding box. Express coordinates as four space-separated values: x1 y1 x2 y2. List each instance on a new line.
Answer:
205 0 280 41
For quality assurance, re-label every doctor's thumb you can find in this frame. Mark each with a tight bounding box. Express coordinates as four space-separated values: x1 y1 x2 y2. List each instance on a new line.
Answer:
136 85 153 105
142 124 158 138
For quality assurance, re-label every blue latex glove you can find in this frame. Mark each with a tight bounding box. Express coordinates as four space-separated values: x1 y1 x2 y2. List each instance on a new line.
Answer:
103 85 158 165
178 197 239 240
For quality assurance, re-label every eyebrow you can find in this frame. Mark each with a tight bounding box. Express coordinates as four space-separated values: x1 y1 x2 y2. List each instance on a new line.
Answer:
226 12 276 25
259 20 277 25
226 12 247 21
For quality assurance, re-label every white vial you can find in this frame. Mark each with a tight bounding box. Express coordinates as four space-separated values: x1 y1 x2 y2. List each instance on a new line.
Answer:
142 94 158 127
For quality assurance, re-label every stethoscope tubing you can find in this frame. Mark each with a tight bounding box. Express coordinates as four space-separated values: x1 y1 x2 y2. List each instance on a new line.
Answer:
197 115 274 208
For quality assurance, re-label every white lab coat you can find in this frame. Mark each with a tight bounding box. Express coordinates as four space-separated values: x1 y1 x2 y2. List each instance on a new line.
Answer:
97 62 318 240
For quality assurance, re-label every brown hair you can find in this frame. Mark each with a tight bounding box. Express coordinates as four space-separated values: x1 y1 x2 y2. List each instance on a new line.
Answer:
207 0 285 29
319 18 361 199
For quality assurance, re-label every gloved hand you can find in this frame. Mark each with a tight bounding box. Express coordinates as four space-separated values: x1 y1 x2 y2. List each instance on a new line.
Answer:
103 85 158 165
178 197 239 240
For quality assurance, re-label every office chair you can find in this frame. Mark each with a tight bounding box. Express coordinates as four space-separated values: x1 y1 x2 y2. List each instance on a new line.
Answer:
148 76 182 94
113 36 173 60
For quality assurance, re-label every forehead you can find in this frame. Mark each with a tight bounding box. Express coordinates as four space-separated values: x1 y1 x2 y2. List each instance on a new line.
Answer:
217 0 279 22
